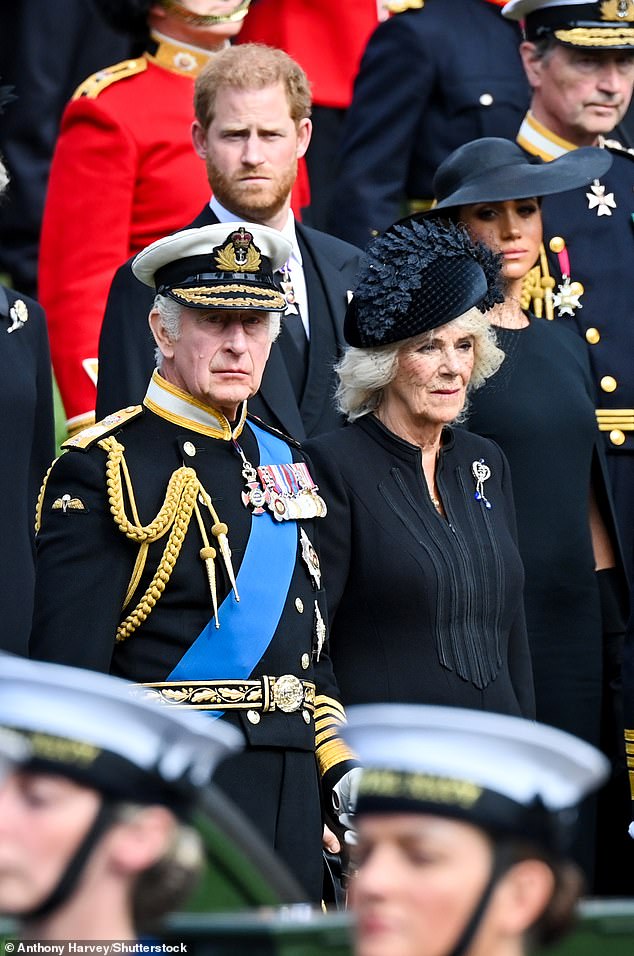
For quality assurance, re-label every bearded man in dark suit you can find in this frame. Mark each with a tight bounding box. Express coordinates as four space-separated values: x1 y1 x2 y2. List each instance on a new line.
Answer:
97 42 363 440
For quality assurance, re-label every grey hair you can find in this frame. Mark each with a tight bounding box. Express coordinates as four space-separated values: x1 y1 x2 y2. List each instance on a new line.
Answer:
152 293 281 367
336 307 504 422
114 803 204 931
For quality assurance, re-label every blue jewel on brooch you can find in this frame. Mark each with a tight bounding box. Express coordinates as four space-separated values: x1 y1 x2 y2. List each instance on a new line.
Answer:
472 459 492 509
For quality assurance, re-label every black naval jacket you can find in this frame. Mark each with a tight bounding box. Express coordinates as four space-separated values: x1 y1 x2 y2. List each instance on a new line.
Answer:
305 416 535 719
518 115 634 585
96 204 363 440
30 377 355 895
328 0 530 247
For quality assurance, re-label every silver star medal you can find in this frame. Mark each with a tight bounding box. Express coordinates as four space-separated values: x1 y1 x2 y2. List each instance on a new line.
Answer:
7 298 28 333
553 277 583 317
586 180 616 217
300 527 321 589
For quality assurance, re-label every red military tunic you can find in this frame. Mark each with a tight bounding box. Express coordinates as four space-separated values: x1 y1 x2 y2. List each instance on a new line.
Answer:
238 0 382 109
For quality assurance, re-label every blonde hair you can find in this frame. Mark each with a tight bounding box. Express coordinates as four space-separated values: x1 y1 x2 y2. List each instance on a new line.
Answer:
336 308 504 422
194 43 312 130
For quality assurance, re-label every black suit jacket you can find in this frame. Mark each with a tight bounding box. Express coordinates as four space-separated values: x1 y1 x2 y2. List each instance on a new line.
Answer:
96 205 363 439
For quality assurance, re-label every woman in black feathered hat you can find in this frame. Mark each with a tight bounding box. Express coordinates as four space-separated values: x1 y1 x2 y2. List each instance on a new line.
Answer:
304 218 535 777
424 137 629 890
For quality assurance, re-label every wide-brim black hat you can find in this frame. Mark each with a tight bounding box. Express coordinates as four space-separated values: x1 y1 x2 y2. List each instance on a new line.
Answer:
344 218 504 348
424 138 612 214
133 222 291 313
503 1 634 51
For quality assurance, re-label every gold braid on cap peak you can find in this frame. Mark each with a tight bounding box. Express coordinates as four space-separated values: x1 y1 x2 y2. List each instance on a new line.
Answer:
520 243 555 320
100 436 236 641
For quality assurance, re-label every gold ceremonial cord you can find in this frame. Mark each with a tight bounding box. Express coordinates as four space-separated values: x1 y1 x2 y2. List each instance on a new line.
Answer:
35 458 59 533
520 244 555 320
100 436 202 642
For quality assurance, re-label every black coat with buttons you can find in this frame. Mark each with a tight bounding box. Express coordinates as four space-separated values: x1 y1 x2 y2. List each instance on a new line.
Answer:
29 404 354 899
328 0 530 247
538 146 634 580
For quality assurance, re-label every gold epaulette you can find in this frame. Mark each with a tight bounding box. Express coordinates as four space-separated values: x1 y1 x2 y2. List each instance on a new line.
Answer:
72 58 148 100
61 406 143 451
385 0 425 13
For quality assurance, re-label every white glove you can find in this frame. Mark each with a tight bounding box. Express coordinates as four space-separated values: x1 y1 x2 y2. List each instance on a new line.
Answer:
332 766 363 830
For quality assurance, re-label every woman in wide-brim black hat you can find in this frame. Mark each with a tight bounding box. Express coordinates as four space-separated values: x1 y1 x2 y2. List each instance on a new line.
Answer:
424 137 628 890
304 216 537 754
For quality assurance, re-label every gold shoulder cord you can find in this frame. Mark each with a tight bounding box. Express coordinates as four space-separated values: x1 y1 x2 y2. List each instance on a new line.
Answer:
35 458 60 534
520 244 555 320
99 436 237 642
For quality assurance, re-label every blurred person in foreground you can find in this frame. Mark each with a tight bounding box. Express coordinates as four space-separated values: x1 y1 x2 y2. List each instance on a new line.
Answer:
344 703 608 956
0 654 241 940
305 218 535 720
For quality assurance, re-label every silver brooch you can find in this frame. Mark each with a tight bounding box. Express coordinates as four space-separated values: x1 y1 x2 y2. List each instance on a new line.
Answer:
472 459 492 509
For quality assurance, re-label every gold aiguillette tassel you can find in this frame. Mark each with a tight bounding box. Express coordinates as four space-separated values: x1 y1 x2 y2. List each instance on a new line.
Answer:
212 521 240 602
199 546 220 628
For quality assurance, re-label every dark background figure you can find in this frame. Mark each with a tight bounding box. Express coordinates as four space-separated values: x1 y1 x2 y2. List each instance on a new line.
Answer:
0 0 134 297
502 1 634 891
237 0 382 230
327 0 531 248
0 151 55 656
306 219 535 723
96 43 363 441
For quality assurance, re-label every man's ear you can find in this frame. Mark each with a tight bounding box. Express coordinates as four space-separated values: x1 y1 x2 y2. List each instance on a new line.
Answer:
108 806 176 875
520 41 543 90
149 309 175 360
296 117 312 159
192 120 208 160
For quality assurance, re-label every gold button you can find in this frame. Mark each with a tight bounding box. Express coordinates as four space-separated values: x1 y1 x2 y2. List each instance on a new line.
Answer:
569 281 584 296
600 376 617 393
301 653 310 670
585 327 600 345
479 93 493 106
125 405 137 413
302 710 311 724
295 598 304 613
183 441 196 457
247 710 260 724
549 236 565 254
610 429 626 446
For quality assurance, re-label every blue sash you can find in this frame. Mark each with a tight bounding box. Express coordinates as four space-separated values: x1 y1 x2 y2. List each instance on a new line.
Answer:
167 422 297 693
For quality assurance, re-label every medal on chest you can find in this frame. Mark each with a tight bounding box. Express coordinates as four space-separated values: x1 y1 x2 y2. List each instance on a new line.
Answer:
234 439 327 521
